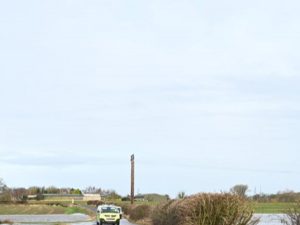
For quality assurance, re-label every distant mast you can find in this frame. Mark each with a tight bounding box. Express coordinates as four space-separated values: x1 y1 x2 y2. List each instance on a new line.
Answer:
130 154 135 205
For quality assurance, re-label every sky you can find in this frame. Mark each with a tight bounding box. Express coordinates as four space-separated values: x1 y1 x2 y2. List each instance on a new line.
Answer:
0 0 300 197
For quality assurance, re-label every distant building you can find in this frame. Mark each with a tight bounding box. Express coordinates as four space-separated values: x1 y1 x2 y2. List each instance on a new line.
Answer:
83 193 101 201
27 195 38 200
42 194 83 201
26 193 101 201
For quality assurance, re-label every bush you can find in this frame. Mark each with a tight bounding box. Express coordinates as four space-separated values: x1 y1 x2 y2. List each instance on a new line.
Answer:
0 192 12 203
0 220 13 224
45 202 67 207
282 201 300 225
87 200 104 206
119 203 132 215
129 204 152 221
152 193 258 225
152 200 181 225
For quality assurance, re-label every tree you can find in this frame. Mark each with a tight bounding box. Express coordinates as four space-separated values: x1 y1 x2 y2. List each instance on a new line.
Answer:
0 178 8 193
177 191 186 199
277 190 297 202
0 178 11 202
106 190 121 200
27 186 42 195
45 186 60 194
282 201 300 225
59 188 71 194
99 189 121 200
10 188 27 201
165 194 170 201
83 186 102 194
70 188 82 195
230 184 249 198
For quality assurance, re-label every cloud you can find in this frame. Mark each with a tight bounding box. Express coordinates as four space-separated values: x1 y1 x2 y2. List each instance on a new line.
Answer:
0 0 300 194
0 151 126 167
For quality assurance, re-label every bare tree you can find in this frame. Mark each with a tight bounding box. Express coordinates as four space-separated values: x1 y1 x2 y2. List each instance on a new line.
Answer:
10 188 27 201
230 184 249 198
45 186 60 194
282 202 300 225
83 186 102 194
27 186 43 195
0 178 7 193
0 178 11 202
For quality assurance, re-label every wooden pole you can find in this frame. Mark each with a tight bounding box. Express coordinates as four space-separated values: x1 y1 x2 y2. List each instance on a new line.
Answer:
130 154 135 205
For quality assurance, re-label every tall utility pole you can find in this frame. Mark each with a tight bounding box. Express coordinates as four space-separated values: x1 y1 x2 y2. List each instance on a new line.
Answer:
130 154 135 205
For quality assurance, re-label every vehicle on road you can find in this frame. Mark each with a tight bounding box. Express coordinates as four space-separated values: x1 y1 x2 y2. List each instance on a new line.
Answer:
96 205 120 225
116 206 123 219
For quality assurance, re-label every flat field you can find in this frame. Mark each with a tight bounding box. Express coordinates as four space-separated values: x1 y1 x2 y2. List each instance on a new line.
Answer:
254 202 292 213
0 204 89 215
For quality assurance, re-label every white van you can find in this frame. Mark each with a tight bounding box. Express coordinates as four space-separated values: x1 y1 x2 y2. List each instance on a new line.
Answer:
96 205 120 225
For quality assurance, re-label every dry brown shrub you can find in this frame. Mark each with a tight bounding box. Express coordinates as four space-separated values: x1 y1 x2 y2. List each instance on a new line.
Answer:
117 202 133 215
129 204 152 221
282 201 300 225
152 193 258 225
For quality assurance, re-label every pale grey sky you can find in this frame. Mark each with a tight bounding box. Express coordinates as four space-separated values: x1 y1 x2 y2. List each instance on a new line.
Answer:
0 0 300 197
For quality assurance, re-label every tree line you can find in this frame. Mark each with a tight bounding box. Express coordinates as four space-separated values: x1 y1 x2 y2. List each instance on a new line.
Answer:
0 178 121 202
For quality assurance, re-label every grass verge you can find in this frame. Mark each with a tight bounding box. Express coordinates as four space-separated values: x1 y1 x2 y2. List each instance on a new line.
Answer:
254 202 292 214
0 220 13 224
0 204 91 215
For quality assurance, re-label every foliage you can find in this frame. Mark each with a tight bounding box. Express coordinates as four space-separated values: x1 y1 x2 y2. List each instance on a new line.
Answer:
122 196 131 201
87 200 104 206
144 193 170 202
70 188 82 195
0 179 11 202
282 201 300 225
230 185 249 198
152 200 180 225
277 191 299 202
83 186 102 194
0 178 7 193
0 191 12 202
0 220 13 224
129 204 152 221
252 191 300 203
27 186 43 195
45 186 60 194
104 190 121 200
152 193 258 225
177 191 186 199
123 204 133 215
10 188 27 202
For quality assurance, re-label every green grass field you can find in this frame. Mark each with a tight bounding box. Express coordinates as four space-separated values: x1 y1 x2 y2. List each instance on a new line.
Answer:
254 202 292 213
117 200 294 214
0 204 90 215
0 201 293 215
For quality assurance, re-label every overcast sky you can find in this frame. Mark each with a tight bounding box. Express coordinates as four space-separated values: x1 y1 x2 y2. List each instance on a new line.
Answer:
0 0 300 197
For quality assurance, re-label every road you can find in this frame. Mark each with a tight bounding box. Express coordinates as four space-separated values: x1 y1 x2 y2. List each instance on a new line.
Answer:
0 214 284 225
0 214 135 225
75 220 136 225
